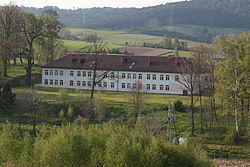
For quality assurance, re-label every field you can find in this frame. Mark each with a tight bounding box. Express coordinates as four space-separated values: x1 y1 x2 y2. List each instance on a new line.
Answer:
63 27 194 57
65 27 164 46
162 25 247 36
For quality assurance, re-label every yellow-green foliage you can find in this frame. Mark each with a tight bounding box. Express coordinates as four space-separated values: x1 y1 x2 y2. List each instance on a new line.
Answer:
0 124 213 167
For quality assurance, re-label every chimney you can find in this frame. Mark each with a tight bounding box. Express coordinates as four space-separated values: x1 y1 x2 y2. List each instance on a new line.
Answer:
102 50 107 55
71 55 77 63
79 58 85 64
120 55 126 64
147 56 151 66
174 57 180 66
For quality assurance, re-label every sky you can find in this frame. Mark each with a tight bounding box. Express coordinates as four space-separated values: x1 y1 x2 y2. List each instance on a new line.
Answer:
0 0 184 9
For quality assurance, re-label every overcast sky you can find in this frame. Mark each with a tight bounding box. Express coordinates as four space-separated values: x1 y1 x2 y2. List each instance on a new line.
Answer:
0 0 184 9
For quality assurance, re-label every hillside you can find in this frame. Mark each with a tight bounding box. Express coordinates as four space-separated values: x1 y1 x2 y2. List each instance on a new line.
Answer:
20 0 250 30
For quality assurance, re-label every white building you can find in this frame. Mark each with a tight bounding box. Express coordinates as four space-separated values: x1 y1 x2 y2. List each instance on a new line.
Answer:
41 53 207 95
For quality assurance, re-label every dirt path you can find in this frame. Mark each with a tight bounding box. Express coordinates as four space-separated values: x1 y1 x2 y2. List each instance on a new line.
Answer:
213 159 250 167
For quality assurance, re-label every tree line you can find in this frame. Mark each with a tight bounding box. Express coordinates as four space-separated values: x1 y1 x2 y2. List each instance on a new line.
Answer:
0 3 62 87
19 0 250 30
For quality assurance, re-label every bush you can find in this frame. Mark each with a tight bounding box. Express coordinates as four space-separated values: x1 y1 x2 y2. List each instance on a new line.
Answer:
0 124 213 167
173 100 186 112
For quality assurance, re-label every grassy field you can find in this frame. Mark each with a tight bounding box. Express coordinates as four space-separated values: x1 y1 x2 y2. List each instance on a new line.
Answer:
63 27 194 57
65 27 164 46
63 39 121 52
162 25 248 36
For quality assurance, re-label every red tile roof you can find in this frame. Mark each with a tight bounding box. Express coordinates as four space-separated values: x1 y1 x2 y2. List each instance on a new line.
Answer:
42 53 187 73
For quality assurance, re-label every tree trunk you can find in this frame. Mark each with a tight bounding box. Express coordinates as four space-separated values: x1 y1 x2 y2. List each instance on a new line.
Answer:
248 98 250 130
190 91 195 137
13 57 16 65
90 55 98 99
199 89 203 133
2 57 8 77
32 113 37 137
234 69 240 143
211 65 217 121
26 57 33 87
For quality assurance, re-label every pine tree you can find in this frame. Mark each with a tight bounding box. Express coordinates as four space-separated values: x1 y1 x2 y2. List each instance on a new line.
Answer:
0 83 15 115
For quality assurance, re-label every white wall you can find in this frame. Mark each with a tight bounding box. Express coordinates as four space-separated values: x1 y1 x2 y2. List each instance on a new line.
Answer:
42 68 189 95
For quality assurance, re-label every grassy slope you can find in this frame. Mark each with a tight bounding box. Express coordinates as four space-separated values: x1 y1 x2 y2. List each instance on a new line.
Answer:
64 27 193 56
162 25 248 36
65 27 164 46
0 64 250 161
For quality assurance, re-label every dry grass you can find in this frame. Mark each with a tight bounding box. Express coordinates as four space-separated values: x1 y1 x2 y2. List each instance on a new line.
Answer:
213 159 250 167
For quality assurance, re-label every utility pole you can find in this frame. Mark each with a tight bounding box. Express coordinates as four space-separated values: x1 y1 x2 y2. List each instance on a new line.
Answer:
167 103 176 143
167 103 172 142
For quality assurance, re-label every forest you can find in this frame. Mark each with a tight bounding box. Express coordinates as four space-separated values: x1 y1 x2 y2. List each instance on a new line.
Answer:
21 0 250 30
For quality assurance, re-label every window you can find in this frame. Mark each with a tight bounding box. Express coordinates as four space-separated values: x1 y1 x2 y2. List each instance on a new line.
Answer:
45 70 48 75
50 70 53 75
45 79 48 85
111 82 115 88
122 73 126 79
70 71 74 76
77 71 81 76
82 71 86 77
77 81 81 86
60 70 63 76
88 81 92 87
104 82 107 88
138 84 142 90
160 75 164 80
166 75 169 80
160 85 164 90
138 74 142 79
70 80 74 86
133 73 137 79
132 83 136 89
165 85 169 91
60 80 63 85
50 79 53 85
82 81 86 86
88 71 92 77
147 74 151 80
55 70 58 76
146 84 150 90
204 76 209 82
152 84 156 90
110 72 115 79
55 80 58 85
122 83 125 88
127 73 131 79
127 83 131 89
152 74 156 80
183 90 188 96
98 82 102 87
175 75 179 81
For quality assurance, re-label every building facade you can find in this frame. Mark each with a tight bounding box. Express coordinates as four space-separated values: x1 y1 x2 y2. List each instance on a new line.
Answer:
41 53 206 95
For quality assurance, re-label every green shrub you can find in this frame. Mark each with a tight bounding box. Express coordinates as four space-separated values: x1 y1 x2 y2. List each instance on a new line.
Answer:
0 123 213 167
173 100 186 112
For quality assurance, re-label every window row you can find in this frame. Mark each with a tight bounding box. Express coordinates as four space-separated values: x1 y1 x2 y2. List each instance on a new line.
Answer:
121 73 179 81
45 70 64 76
121 83 170 91
44 79 64 85
44 70 180 81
